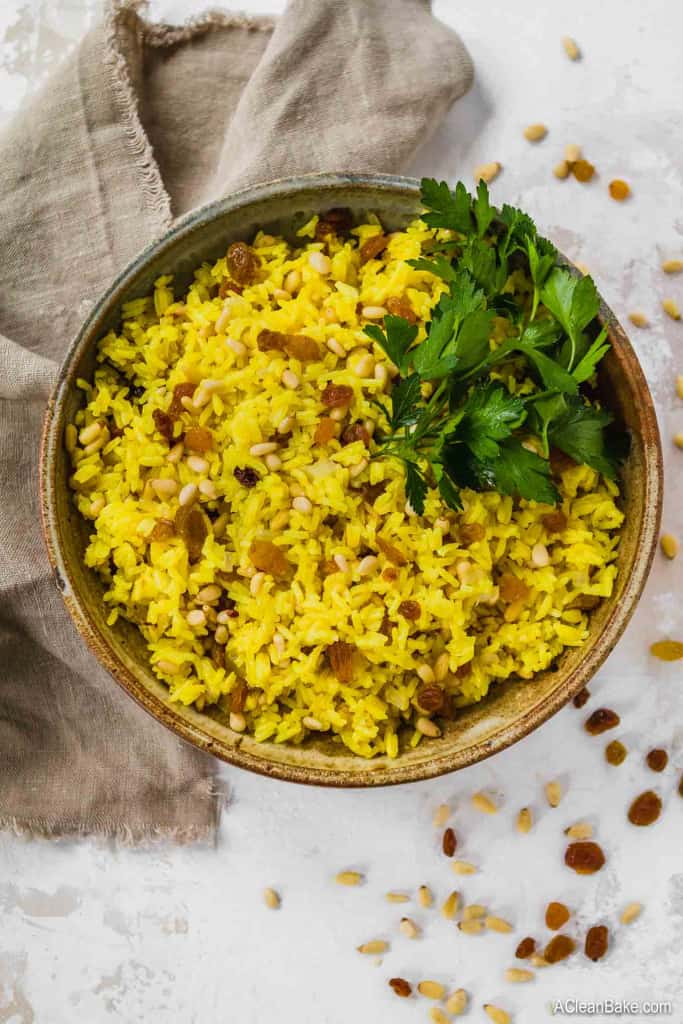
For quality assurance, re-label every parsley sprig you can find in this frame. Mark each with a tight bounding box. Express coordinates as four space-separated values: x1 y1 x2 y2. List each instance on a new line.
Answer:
364 179 628 514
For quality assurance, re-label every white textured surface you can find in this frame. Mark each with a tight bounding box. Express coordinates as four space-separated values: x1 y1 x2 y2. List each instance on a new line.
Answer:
1 1 682 1021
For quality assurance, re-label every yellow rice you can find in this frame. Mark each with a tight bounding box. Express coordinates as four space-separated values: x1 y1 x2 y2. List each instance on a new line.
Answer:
67 214 624 758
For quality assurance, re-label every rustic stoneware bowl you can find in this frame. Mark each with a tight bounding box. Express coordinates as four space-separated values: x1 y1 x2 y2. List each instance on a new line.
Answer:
40 173 663 786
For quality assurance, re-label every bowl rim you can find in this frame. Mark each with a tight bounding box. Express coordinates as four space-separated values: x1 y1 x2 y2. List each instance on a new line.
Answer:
39 171 663 787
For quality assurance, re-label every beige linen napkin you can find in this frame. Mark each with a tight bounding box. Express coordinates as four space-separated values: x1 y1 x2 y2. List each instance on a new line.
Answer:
0 0 473 842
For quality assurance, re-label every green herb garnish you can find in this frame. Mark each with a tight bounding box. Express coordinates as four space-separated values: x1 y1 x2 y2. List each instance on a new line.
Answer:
365 179 628 514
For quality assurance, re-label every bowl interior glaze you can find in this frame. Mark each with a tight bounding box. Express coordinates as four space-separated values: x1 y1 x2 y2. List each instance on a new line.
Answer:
40 174 663 786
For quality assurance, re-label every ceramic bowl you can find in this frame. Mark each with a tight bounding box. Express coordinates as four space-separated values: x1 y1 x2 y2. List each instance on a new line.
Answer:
40 173 663 786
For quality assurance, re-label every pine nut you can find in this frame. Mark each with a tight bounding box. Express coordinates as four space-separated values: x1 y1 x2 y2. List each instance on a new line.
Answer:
308 251 331 275
250 572 265 596
517 807 533 833
282 369 300 390
524 123 547 142
347 348 375 378
433 803 450 827
186 609 206 627
562 36 580 60
192 388 211 409
430 1009 450 1024
458 919 484 934
545 780 562 807
250 442 278 457
215 304 232 333
472 792 498 814
229 711 246 732
417 885 433 908
463 904 486 921
417 664 435 685
78 422 102 446
167 441 184 463
565 821 593 839
628 311 648 328
292 496 313 514
82 436 105 456
374 362 389 386
265 453 282 471
530 954 549 968
178 482 198 506
473 161 501 184
416 716 441 738
446 989 468 1015
505 968 534 983
187 455 209 474
156 659 181 676
216 610 232 625
329 406 347 422
484 1005 511 1024
441 891 460 919
661 533 679 559
357 939 388 955
417 981 445 1000
486 916 513 933
273 288 290 301
89 496 105 516
553 160 570 179
662 258 683 274
564 143 582 163
677 376 683 400
620 901 643 925
196 584 221 604
284 269 301 293
263 887 280 909
348 458 368 479
663 298 681 320
335 870 363 886
357 555 378 576
531 542 550 567
327 337 346 358
386 891 410 903
333 554 349 573
361 305 387 320
215 625 228 644
399 917 420 938
451 861 476 875
673 433 683 448
277 416 294 435
227 337 247 356
199 478 217 499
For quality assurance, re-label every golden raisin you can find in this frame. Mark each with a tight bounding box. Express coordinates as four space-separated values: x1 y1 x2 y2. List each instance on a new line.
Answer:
627 790 662 827
321 558 340 575
248 539 289 577
650 640 683 661
646 748 668 772
385 295 417 324
184 426 214 452
605 740 627 766
376 537 408 566
321 383 354 409
442 827 457 857
573 687 591 708
398 600 421 621
327 641 357 683
542 510 567 533
341 422 371 447
150 519 175 542
545 902 570 930
460 522 486 545
382 567 398 582
360 233 388 264
388 978 412 998
257 328 288 352
565 841 605 874
417 685 445 713
314 418 338 445
608 179 630 201
284 334 320 362
584 925 609 962
572 594 601 610
585 707 620 735
230 680 247 713
315 207 353 239
499 574 530 603
515 937 536 959
227 241 260 284
174 506 207 563
544 934 575 963
218 278 243 298
153 408 175 444
168 381 196 418
572 159 595 182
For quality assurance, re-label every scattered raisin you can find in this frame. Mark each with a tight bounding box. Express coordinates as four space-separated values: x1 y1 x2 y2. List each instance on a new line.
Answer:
608 179 630 201
218 278 243 298
627 790 662 827
376 537 408 566
542 510 568 533
417 685 445 713
257 329 287 352
359 233 388 263
230 680 248 714
564 841 605 874
584 708 620 735
174 506 207 563
379 614 393 636
388 978 412 998
499 574 530 603
584 925 609 962
460 522 486 545
515 937 536 959
327 641 357 683
233 466 259 488
315 207 353 239
442 827 457 857
573 687 591 708
544 934 576 963
321 383 354 408
605 739 627 765
167 381 196 419
650 640 683 661
398 600 421 621
248 539 289 578
549 447 576 475
341 422 370 447
314 418 338 445
362 481 388 505
321 558 340 576
184 426 213 452
385 295 417 324
545 902 571 930
455 661 472 678
152 408 175 443
227 241 260 284
109 423 124 439
646 748 668 773
150 519 175 542
572 593 601 610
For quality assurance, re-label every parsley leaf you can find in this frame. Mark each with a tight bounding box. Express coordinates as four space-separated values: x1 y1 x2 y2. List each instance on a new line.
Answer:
547 398 627 479
419 178 472 233
571 326 610 383
364 316 417 373
387 373 422 431
540 269 600 371
404 459 429 515
456 384 526 461
473 180 495 237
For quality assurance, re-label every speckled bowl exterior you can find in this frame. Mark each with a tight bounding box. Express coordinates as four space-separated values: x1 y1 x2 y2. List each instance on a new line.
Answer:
40 173 663 786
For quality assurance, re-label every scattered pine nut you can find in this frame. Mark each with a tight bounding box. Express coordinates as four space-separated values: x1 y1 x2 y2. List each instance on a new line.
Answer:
553 160 570 180
473 161 502 184
545 780 562 807
430 1009 450 1024
661 533 679 559
263 887 281 909
524 123 547 142
628 312 648 328
673 434 683 449
516 807 533 833
386 891 410 903
663 298 681 320
677 376 683 400
433 803 451 827
452 860 477 875
609 179 630 201
562 36 580 60
399 917 420 939
620 901 643 925
418 980 446 1000
504 968 534 983
662 259 683 274
416 716 441 738
418 885 434 908
564 143 582 163
446 989 468 1015
472 792 498 814
442 891 460 920
485 1004 512 1024
357 940 388 955
336 870 364 886
530 954 550 968
485 915 514 934
565 821 593 840
458 918 484 935
462 904 487 921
